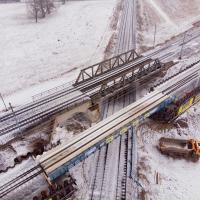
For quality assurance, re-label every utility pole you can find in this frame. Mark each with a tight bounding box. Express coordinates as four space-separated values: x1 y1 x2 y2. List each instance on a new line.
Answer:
0 93 8 111
153 24 157 48
179 31 187 60
9 102 23 136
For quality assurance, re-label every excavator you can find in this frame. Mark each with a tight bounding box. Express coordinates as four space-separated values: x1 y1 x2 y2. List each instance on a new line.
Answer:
158 137 200 161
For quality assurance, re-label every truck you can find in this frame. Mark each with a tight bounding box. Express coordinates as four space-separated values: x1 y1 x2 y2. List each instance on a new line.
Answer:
158 137 200 161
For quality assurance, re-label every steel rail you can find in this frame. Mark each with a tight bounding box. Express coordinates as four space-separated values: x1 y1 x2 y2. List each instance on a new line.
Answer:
0 165 41 191
0 167 42 198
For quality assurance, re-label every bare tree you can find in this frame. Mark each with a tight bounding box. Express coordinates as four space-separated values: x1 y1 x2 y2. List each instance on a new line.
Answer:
26 0 39 22
39 0 46 18
26 0 55 22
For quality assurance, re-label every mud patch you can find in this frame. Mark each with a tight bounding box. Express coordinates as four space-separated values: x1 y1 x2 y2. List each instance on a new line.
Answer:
52 112 93 145
144 120 175 132
0 147 16 171
60 112 92 134
174 118 188 129
193 20 200 28
0 138 49 172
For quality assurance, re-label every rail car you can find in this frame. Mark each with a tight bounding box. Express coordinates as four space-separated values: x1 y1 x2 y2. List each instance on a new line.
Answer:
150 60 200 121
178 93 200 115
151 87 200 121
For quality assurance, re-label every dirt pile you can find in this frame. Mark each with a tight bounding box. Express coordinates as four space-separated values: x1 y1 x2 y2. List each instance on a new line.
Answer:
60 112 92 134
51 112 92 145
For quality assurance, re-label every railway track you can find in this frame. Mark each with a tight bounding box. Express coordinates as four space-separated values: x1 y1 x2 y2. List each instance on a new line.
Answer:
1 27 200 141
89 98 111 200
1 62 200 199
114 92 133 200
0 164 42 198
115 0 136 54
120 134 128 200
1 1 200 199
0 93 89 144
89 89 135 199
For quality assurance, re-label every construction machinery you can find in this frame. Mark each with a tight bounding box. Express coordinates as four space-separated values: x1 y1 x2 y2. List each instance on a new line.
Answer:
158 137 200 161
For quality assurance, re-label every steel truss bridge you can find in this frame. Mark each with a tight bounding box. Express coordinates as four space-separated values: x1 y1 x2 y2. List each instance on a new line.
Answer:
0 49 165 145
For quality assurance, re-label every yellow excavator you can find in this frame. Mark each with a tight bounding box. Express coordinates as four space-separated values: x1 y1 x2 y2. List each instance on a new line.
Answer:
158 137 200 161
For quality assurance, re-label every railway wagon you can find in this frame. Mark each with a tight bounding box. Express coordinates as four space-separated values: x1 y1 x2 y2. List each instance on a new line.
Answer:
151 84 200 122
177 93 200 115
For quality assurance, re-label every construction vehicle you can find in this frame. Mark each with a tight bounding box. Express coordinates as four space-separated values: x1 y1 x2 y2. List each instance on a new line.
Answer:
158 137 200 161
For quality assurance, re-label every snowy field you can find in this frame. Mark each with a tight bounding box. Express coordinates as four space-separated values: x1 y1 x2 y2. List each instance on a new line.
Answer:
137 0 200 51
0 0 117 110
1 0 200 199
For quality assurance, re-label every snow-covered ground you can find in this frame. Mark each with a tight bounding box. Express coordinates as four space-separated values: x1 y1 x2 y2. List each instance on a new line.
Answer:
0 0 117 110
137 0 200 51
137 102 200 200
1 0 200 199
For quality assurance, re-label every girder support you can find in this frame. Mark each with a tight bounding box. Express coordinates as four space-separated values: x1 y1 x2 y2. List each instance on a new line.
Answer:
99 59 163 96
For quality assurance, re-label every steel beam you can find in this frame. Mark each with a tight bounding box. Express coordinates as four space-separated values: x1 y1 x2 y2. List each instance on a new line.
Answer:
99 59 163 97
